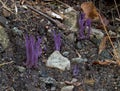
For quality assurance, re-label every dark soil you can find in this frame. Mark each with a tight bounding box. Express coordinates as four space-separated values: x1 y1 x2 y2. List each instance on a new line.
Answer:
0 0 120 91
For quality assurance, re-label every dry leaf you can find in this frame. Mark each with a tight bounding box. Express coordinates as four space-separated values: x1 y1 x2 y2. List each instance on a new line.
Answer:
81 2 109 28
98 36 108 54
117 61 120 65
80 2 99 20
2 8 11 17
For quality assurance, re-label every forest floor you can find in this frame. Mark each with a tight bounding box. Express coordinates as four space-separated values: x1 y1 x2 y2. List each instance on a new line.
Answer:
0 0 120 91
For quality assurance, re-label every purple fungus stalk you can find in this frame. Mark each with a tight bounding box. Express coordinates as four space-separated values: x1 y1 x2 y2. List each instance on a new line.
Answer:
24 34 42 68
53 31 61 51
79 13 86 39
85 19 91 38
79 13 91 39
73 64 79 76
33 36 42 67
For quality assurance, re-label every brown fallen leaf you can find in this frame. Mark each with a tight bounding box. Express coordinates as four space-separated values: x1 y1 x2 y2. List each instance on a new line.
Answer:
81 2 109 27
98 36 108 54
80 2 99 20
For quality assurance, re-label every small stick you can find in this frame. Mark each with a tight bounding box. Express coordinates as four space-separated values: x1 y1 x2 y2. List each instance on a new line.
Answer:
115 18 120 22
99 14 119 62
0 61 14 67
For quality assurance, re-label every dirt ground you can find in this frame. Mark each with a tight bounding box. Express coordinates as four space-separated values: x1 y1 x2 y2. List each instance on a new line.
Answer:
0 0 120 91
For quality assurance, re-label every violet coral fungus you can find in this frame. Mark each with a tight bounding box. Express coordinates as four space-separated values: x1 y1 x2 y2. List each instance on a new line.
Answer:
73 64 79 76
53 31 61 51
79 13 91 39
24 34 42 68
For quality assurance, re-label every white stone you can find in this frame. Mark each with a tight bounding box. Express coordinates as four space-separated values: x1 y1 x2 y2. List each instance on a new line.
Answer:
61 85 74 91
91 28 104 39
46 51 70 71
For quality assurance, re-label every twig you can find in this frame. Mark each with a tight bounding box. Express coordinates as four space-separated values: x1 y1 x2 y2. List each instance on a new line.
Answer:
99 14 119 62
115 18 120 22
114 0 120 18
26 5 69 31
0 61 14 67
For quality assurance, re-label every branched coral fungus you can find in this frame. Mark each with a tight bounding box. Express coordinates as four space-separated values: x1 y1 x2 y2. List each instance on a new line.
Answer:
73 64 79 76
79 13 91 39
24 34 42 68
53 31 61 51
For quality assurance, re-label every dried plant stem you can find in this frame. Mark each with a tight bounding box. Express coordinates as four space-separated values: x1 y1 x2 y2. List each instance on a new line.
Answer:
113 0 120 18
115 18 120 22
98 14 119 62
0 61 14 67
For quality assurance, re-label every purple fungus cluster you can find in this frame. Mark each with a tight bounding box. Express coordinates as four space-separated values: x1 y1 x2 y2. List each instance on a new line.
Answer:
24 34 42 68
79 13 91 39
53 31 61 51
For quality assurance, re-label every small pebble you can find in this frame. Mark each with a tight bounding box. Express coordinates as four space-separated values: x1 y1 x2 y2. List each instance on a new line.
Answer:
71 57 88 63
16 66 26 72
61 85 74 91
51 86 56 91
62 51 69 57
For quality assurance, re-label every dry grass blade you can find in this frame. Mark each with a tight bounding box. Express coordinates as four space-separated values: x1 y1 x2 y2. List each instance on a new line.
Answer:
98 36 108 54
93 60 117 65
0 61 14 67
